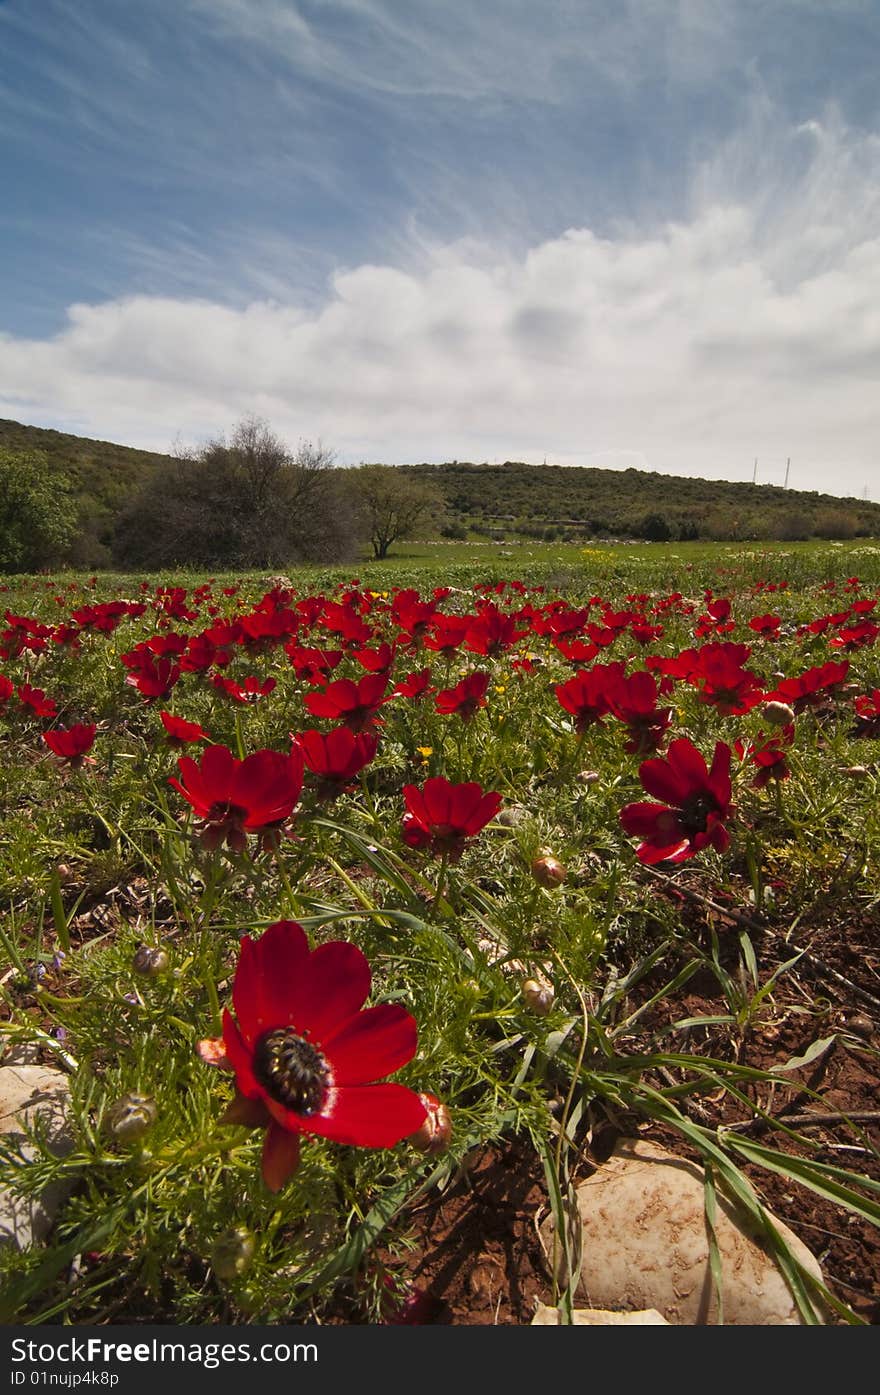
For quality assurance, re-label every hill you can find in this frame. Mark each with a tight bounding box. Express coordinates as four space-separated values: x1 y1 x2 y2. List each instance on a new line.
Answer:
0 418 177 564
2 418 878 565
400 460 880 543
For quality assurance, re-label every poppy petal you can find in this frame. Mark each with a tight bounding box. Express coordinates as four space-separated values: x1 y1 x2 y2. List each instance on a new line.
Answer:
233 921 311 1039
323 1004 418 1084
289 941 372 1041
305 1083 428 1147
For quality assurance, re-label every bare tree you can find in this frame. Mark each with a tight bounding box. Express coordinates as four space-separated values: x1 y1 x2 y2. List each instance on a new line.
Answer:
351 465 445 559
114 417 360 568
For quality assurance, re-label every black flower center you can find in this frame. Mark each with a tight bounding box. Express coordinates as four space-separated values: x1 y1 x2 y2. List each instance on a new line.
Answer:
679 793 719 836
253 1028 330 1115
206 800 248 826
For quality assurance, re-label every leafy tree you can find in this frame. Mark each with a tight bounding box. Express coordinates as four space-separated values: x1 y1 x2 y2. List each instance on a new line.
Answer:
114 418 360 568
0 448 78 572
352 465 444 559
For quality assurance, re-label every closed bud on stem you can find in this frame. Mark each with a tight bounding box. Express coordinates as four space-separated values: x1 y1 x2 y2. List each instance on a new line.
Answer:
530 852 566 888
132 944 170 976
211 1226 257 1280
522 977 555 1016
761 701 795 727
408 1092 453 1156
841 764 870 780
107 1091 157 1143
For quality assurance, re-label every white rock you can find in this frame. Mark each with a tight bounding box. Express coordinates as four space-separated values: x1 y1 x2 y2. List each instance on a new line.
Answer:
540 1138 825 1325
532 1303 668 1325
0 1064 74 1249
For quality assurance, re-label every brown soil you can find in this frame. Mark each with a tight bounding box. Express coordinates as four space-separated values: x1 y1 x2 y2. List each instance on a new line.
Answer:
382 890 880 1326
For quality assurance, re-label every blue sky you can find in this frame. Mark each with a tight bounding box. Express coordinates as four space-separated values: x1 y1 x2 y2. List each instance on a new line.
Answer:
1 0 879 497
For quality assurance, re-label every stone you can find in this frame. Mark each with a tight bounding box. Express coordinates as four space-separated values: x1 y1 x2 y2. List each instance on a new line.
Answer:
531 1303 668 1325
0 1064 74 1249
540 1137 826 1324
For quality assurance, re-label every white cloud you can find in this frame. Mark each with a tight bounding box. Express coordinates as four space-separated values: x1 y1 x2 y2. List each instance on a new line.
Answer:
2 108 878 499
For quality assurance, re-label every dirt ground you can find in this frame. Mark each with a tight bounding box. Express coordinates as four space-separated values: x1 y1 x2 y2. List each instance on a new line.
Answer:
376 889 880 1326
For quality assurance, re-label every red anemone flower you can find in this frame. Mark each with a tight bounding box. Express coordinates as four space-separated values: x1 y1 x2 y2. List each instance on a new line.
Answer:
17 683 59 719
201 919 427 1191
43 724 97 765
294 727 379 792
620 738 733 865
433 670 490 721
160 711 212 747
734 727 794 788
852 689 880 738
169 744 304 852
304 674 390 730
402 777 501 858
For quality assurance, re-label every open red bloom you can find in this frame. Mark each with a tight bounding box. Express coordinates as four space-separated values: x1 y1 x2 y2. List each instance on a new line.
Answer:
734 726 794 788
17 683 58 719
169 744 304 852
304 674 390 730
402 777 501 858
605 670 674 755
43 724 97 765
555 662 625 732
294 727 379 791
159 711 212 746
852 689 880 738
211 674 276 704
620 738 733 864
206 920 426 1191
434 670 490 721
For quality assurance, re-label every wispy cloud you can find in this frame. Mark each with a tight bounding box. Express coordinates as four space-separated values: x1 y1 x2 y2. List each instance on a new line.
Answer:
2 105 877 497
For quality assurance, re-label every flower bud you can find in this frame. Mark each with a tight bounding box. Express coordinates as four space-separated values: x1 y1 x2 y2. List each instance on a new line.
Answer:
107 1091 157 1143
132 944 170 976
211 1226 257 1280
408 1092 452 1156
846 1013 873 1041
576 770 600 785
761 701 795 727
530 853 566 888
522 977 555 1016
840 765 870 780
496 806 526 828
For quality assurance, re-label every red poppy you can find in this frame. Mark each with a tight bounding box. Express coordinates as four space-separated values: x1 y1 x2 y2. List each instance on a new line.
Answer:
606 670 674 755
402 777 501 858
169 745 304 852
852 689 880 738
43 724 97 765
422 615 468 655
766 660 849 713
734 727 794 788
554 662 625 732
0 675 13 705
17 683 59 719
394 668 435 701
201 920 426 1191
689 642 764 716
620 738 733 864
160 711 212 747
295 727 379 791
211 674 277 704
121 647 181 701
434 670 490 721
304 674 390 730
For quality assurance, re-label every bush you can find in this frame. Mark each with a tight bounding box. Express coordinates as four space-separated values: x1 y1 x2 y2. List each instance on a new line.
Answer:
113 419 360 568
0 448 78 572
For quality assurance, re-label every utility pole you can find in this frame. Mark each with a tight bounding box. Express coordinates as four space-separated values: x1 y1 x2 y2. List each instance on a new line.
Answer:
784 457 791 489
